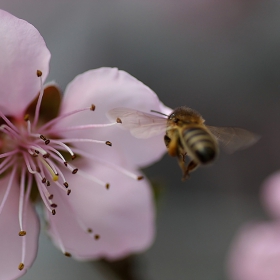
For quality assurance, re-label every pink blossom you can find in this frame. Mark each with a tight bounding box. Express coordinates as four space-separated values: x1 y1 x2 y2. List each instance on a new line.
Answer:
261 172 280 219
0 10 168 279
227 222 280 280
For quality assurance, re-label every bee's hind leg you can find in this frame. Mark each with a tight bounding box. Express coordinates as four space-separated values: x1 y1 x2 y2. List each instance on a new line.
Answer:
178 158 198 181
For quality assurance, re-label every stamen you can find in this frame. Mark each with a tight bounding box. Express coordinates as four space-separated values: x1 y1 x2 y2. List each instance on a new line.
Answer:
0 165 17 215
18 263 24 271
23 154 39 175
0 149 19 159
18 168 26 235
71 148 143 181
33 70 44 128
50 140 75 158
38 156 59 181
0 110 19 132
116 117 122 123
76 169 109 189
54 138 113 146
51 122 119 133
0 125 20 139
39 107 93 132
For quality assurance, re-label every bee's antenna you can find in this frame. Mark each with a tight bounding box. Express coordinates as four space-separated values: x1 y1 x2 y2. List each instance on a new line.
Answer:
150 110 168 117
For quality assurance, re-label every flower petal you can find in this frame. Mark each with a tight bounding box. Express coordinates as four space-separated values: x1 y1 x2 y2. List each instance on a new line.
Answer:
227 221 280 280
0 10 50 117
0 175 40 279
46 162 155 260
56 67 171 167
261 172 280 218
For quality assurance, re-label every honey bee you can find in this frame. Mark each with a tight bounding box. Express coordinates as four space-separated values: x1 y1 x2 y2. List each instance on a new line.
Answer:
108 106 259 180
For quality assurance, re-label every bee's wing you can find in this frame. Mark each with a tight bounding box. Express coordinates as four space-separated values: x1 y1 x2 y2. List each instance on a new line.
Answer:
107 107 167 139
207 125 260 153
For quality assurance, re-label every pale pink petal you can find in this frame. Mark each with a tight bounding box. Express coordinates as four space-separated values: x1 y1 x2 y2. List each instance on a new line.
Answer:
227 221 280 280
46 162 155 260
261 172 280 218
0 10 50 117
55 67 170 167
0 175 40 279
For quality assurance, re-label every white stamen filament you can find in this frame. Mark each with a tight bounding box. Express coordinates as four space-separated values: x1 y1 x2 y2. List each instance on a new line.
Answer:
0 165 17 215
38 107 93 133
33 73 44 128
51 122 118 133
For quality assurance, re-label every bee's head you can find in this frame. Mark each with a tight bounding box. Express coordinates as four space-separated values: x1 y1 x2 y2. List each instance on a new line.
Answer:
168 106 205 125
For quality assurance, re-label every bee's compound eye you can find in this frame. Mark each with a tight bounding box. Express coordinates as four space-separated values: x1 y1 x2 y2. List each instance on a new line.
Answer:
169 113 175 120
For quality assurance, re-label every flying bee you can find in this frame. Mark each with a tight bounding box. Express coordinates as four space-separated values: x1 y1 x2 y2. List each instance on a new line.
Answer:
108 106 259 180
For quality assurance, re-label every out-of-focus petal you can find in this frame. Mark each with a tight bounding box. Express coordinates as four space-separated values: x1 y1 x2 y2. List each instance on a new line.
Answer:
0 10 50 117
46 161 155 260
0 175 40 279
227 221 280 280
55 67 170 167
261 172 280 218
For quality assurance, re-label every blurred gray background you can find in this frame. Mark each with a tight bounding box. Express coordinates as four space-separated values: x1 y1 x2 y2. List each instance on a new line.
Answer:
2 0 280 279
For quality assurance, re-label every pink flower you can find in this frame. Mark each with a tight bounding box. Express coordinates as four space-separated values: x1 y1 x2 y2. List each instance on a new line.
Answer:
0 10 167 279
227 173 280 280
261 172 280 219
227 222 280 280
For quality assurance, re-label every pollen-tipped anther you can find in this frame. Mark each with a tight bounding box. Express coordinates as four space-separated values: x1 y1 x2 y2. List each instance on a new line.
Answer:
24 114 30 121
72 168 78 174
94 234 100 240
71 154 76 160
137 176 144 180
106 183 110 190
64 252 71 257
46 181 50 186
64 182 69 188
36 70 42 77
90 104 96 111
116 117 122 123
67 189 71 195
18 263 25 271
44 139 50 145
87 228 93 233
52 209 56 215
105 141 112 146
50 203 57 208
18 231 26 236
48 194 54 200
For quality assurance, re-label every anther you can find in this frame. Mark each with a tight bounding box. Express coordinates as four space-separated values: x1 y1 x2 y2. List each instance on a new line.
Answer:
52 209 56 215
116 117 122 123
71 154 76 160
105 141 112 146
94 234 100 240
67 189 71 195
37 70 42 77
46 180 50 186
64 252 71 257
137 176 144 180
44 139 50 145
40 135 47 141
50 203 57 208
72 168 78 174
24 114 30 121
42 177 47 183
18 263 25 271
64 182 69 188
48 194 54 200
106 183 110 190
64 162 68 167
87 228 93 233
18 231 26 236
43 153 50 158
90 104 96 111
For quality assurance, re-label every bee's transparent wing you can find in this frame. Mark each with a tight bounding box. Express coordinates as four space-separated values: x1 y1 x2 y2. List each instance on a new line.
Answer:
107 107 167 139
207 125 260 153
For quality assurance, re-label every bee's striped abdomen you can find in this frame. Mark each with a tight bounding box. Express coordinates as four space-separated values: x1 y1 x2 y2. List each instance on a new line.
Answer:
183 127 217 164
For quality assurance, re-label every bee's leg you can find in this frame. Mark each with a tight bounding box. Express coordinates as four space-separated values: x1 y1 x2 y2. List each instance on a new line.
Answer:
181 160 198 181
165 135 178 157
